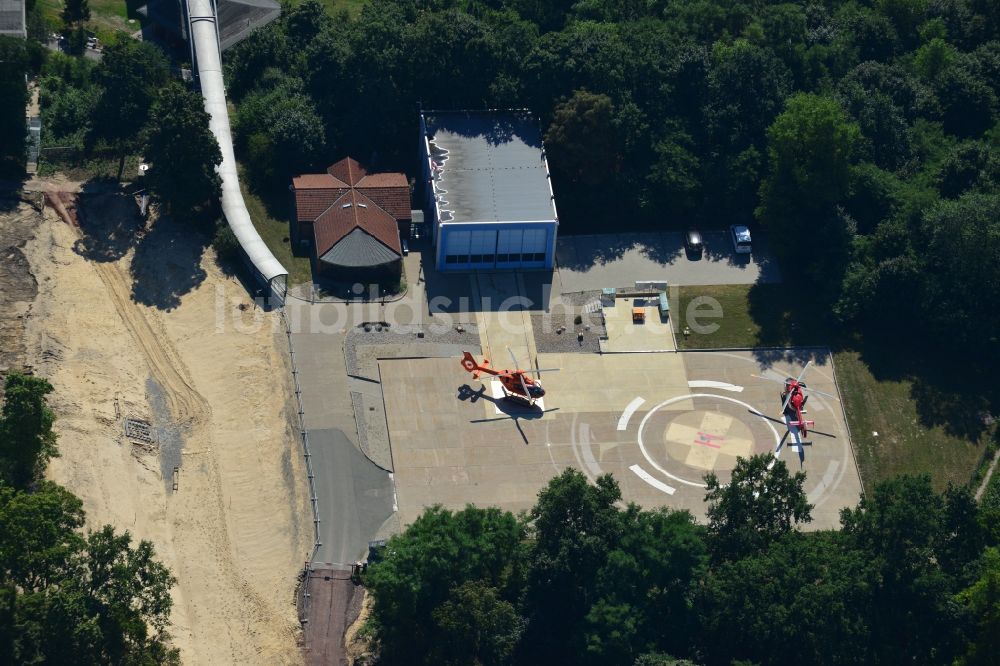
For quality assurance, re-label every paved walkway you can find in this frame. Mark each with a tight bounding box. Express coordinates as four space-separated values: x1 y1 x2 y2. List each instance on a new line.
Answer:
556 231 782 291
473 272 538 367
976 447 1000 502
284 300 394 568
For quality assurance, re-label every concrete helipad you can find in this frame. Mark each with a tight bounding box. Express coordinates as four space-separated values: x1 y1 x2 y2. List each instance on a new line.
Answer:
379 351 862 528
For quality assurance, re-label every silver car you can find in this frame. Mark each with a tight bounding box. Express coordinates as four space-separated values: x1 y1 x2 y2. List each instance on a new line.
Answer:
730 225 752 254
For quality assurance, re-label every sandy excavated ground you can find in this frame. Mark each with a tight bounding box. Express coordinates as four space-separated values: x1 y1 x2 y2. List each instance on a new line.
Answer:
20 196 311 664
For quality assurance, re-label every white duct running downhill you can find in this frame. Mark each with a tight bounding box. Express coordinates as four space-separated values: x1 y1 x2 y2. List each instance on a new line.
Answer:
187 0 288 300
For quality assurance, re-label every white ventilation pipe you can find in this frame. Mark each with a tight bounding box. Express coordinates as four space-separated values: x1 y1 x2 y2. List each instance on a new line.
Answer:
187 0 288 300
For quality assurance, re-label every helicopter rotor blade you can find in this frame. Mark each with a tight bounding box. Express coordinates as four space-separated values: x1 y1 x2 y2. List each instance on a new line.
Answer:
774 429 790 456
507 346 522 370
795 361 812 384
778 362 811 413
780 386 795 415
748 408 786 426
751 374 789 386
522 367 560 375
798 386 839 400
517 371 532 399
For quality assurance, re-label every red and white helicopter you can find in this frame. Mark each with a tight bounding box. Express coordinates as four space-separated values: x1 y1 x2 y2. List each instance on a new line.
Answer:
460 348 560 444
460 348 558 407
748 361 838 466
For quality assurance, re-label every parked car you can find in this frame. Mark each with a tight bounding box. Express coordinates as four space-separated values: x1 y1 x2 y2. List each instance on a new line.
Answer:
684 229 704 256
730 225 752 254
401 239 409 256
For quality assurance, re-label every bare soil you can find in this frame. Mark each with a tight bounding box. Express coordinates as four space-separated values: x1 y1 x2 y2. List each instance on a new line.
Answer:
0 198 40 388
3 187 313 664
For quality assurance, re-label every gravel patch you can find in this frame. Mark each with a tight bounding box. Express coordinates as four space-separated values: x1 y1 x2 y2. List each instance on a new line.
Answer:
556 289 602 307
531 308 605 354
147 377 185 492
345 323 480 376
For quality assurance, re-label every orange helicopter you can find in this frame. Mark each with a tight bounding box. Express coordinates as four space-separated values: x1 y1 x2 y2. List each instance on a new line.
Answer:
460 349 558 406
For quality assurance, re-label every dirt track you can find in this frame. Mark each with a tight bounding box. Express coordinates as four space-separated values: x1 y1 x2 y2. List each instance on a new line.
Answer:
90 257 210 427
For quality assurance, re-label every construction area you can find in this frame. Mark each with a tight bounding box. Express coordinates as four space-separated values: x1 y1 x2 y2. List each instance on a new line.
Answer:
0 185 311 664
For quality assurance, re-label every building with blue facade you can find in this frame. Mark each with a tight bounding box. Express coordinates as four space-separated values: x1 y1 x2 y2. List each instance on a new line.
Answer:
419 109 558 272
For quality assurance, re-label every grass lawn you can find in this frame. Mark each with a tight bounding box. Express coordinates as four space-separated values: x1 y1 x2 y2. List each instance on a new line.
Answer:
674 284 829 349
38 152 142 181
39 0 145 43
286 0 367 16
240 182 313 287
834 351 990 492
675 284 767 349
674 283 990 491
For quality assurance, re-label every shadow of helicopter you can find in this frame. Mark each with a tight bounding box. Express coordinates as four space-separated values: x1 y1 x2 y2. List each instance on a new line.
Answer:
457 383 559 445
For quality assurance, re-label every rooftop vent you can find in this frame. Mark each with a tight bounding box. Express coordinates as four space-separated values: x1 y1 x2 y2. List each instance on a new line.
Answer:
342 203 352 208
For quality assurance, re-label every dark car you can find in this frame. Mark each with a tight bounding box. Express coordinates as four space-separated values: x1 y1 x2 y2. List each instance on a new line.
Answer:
684 229 704 256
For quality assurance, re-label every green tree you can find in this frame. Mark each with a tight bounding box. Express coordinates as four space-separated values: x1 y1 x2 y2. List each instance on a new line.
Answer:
936 61 999 138
646 122 702 217
584 507 707 664
284 0 330 53
144 83 222 215
431 580 524 666
838 83 912 170
0 37 29 177
545 89 620 187
0 481 83 590
876 0 928 39
914 37 957 79
759 93 860 215
839 6 899 62
956 547 1000 665
703 39 792 152
232 75 325 186
935 141 998 198
225 26 291 102
0 482 178 664
0 372 58 489
757 93 860 290
844 162 901 233
633 653 700 666
509 0 576 32
60 0 90 25
521 470 623 662
366 506 526 664
696 531 875 665
90 40 170 180
919 193 1000 356
840 475 968 663
703 454 812 562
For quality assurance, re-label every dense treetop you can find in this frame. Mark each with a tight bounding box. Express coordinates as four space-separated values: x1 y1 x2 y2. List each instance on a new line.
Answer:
0 373 179 664
365 463 998 665
224 0 1000 374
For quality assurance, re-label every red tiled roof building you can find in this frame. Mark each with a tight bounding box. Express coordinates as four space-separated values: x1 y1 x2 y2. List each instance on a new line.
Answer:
291 157 411 278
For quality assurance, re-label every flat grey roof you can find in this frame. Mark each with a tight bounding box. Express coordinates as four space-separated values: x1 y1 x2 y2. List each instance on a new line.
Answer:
217 0 280 51
141 0 280 52
0 0 25 37
423 110 556 224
